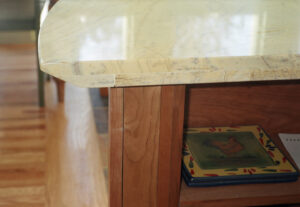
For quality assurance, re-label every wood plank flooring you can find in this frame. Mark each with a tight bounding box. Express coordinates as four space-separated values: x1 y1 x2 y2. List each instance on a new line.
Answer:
0 44 45 207
45 82 108 207
0 44 108 207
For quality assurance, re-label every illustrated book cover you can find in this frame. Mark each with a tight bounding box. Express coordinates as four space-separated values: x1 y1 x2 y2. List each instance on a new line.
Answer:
182 125 299 187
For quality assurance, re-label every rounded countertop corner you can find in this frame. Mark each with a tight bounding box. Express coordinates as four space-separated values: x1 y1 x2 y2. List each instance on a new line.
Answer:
38 0 300 88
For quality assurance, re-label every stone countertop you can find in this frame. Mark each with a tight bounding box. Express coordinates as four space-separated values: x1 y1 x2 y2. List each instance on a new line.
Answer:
38 0 300 87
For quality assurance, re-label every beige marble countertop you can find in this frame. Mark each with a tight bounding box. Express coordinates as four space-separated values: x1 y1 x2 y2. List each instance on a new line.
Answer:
38 0 300 87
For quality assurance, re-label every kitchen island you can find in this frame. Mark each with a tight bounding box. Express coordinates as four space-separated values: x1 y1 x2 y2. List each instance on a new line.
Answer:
38 0 300 206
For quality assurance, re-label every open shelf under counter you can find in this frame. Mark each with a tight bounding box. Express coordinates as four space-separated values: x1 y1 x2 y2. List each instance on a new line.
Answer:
181 81 300 207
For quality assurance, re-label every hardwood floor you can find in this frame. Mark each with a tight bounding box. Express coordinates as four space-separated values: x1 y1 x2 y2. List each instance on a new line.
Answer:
0 44 45 207
45 82 108 207
0 44 108 207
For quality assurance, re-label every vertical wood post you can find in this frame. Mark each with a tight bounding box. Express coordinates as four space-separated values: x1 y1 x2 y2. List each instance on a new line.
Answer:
109 85 186 207
109 88 124 207
157 86 186 207
123 86 161 207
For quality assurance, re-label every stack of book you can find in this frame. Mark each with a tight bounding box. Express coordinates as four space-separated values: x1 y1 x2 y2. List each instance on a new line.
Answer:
182 125 299 187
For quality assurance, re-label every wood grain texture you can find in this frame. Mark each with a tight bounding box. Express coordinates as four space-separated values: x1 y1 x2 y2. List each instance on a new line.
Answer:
123 87 161 207
45 81 108 207
110 86 186 207
109 88 124 207
182 81 300 207
0 45 37 70
0 44 46 206
180 178 300 207
0 45 38 106
186 81 300 139
0 44 109 207
157 86 186 207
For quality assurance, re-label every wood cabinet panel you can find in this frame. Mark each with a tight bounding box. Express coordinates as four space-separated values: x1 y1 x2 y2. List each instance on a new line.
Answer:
186 81 300 139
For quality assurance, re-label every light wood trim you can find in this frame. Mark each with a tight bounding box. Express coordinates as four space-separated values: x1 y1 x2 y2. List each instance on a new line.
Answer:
109 88 124 207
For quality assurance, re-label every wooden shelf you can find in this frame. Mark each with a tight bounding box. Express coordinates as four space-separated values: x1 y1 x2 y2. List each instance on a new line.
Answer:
180 179 300 207
181 82 300 207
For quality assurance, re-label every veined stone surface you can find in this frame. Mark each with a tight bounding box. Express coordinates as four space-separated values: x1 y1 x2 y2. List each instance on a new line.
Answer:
39 0 300 87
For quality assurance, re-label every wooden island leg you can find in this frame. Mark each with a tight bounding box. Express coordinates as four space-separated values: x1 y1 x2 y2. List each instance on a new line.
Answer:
109 85 186 207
